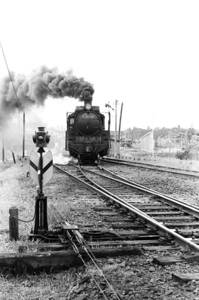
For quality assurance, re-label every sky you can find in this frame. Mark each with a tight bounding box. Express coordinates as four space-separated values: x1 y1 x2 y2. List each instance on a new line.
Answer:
0 0 199 130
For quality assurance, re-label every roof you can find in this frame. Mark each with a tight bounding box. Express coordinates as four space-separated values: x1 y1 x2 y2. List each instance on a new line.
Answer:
140 129 153 140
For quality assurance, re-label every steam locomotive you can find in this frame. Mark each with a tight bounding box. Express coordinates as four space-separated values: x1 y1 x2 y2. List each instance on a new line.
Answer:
65 88 110 164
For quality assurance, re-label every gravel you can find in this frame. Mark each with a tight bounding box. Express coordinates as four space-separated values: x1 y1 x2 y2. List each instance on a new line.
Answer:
1 160 199 299
105 163 199 206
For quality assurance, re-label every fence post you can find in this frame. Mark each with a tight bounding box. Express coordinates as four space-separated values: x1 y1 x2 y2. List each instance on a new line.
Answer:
12 152 16 164
9 207 19 241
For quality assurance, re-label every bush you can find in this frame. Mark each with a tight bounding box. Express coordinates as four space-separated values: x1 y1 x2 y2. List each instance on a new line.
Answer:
176 150 190 160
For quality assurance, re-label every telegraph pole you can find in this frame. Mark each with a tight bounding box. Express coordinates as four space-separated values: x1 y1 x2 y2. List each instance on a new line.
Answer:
22 112 25 158
2 135 5 162
118 102 123 158
114 100 118 157
1 43 24 160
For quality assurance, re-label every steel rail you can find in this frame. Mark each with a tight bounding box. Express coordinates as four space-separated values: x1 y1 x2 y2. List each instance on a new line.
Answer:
56 163 199 214
54 164 199 252
82 166 199 219
102 157 199 178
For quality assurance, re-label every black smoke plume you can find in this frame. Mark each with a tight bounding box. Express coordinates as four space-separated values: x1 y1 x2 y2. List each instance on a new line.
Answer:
0 66 94 126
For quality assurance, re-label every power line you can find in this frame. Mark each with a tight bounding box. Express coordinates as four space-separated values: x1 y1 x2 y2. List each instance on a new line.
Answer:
0 42 26 157
0 42 19 102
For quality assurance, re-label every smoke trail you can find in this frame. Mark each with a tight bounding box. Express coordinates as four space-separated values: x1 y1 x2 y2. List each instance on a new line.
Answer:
0 66 94 126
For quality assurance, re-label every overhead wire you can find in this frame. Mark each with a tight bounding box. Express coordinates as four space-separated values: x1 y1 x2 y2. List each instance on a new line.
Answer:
0 42 19 102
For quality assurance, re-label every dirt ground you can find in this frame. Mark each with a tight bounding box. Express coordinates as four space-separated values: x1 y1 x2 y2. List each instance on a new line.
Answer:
119 149 199 171
0 162 35 253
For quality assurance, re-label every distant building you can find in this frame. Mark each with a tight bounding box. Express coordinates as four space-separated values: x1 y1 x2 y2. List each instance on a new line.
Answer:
139 130 154 152
120 139 132 147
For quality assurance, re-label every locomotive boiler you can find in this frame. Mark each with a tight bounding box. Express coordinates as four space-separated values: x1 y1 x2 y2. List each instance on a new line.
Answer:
65 89 110 164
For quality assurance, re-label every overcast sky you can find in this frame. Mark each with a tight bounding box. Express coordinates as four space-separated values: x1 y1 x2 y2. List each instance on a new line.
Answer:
0 0 199 130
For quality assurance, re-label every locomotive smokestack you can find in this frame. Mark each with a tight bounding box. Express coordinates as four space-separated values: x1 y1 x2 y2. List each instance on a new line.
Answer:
80 86 94 106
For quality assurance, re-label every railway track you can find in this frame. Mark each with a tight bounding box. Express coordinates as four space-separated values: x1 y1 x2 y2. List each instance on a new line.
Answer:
102 156 199 178
54 163 199 252
50 204 122 300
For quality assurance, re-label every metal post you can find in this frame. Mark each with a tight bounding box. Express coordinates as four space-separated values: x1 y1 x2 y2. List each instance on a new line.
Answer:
22 112 25 158
32 127 50 235
108 111 111 132
108 111 111 153
118 102 123 158
9 207 19 240
38 147 44 195
34 146 48 234
115 100 118 157
66 113 69 151
2 137 5 162
34 194 48 234
12 151 16 164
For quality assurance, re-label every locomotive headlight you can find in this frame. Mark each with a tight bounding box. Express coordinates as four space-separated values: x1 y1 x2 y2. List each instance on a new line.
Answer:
85 103 91 110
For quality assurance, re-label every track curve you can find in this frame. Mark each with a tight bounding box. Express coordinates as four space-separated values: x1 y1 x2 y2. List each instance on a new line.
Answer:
54 163 199 252
102 157 199 178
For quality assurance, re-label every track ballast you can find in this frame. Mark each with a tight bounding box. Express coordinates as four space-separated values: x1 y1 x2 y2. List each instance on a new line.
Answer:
54 163 199 252
102 157 199 178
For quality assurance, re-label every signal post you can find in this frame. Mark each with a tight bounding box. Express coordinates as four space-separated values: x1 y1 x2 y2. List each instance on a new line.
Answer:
34 144 48 234
30 127 52 236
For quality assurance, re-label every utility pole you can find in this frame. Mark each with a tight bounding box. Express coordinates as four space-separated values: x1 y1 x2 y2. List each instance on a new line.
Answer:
118 102 123 158
1 43 22 161
22 112 25 158
105 103 113 156
2 135 5 162
114 100 118 157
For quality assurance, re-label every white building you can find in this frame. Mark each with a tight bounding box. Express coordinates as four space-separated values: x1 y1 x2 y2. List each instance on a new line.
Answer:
139 130 154 152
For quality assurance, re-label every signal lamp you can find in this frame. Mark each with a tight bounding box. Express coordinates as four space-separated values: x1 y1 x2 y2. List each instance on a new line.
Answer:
33 127 50 148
